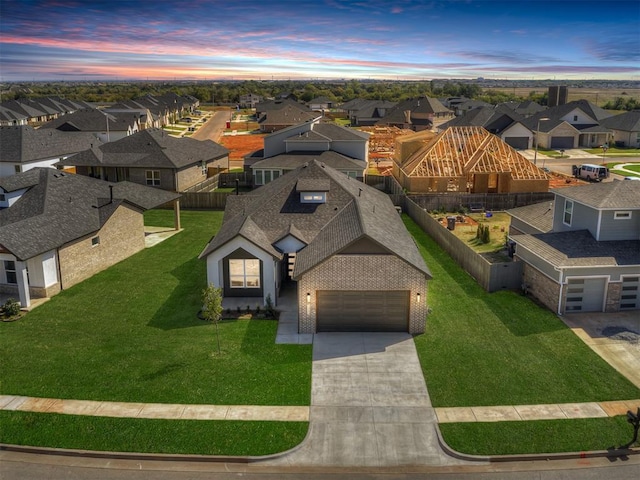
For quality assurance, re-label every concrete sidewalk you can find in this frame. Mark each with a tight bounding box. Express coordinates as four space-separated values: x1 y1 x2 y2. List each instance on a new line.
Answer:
0 395 308 422
436 400 639 423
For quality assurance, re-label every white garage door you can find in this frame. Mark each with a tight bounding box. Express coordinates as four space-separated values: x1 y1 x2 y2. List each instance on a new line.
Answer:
565 278 606 312
316 290 409 332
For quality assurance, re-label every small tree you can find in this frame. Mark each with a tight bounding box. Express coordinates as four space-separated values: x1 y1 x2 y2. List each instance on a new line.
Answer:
202 283 223 354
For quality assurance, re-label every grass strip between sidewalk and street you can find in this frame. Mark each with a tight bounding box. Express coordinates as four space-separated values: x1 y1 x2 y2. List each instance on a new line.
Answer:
439 416 635 455
0 411 307 456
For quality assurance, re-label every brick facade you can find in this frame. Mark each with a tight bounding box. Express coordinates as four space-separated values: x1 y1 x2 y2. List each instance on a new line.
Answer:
521 261 561 313
297 254 428 334
58 204 145 289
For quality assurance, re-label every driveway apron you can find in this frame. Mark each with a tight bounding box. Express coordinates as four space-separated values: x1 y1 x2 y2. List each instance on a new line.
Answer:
264 332 466 467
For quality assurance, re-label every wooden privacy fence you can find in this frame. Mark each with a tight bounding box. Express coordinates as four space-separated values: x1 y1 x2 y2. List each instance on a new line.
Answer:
403 198 523 292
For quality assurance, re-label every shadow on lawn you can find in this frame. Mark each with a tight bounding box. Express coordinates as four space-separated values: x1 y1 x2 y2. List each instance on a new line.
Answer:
147 256 208 331
481 290 567 337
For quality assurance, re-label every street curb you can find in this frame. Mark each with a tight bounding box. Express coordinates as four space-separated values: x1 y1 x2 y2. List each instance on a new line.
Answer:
434 425 640 463
0 422 313 464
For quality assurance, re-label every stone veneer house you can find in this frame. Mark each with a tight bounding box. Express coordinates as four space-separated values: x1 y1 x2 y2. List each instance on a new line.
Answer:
0 168 179 307
199 160 431 334
58 128 229 192
507 181 640 314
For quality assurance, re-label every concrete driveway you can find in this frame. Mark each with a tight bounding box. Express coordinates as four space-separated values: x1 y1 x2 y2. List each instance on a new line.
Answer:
561 311 640 388
264 332 468 467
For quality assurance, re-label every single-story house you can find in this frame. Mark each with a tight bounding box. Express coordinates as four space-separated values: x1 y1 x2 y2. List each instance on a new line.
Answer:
39 108 140 143
0 125 101 178
393 126 549 194
58 128 229 192
199 159 431 334
508 181 640 314
0 168 180 307
377 97 454 131
600 111 640 148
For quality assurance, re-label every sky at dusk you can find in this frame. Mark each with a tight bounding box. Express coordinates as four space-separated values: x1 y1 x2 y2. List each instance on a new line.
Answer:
0 0 638 82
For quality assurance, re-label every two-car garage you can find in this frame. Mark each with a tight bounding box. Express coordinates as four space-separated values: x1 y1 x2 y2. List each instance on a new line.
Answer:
316 290 409 332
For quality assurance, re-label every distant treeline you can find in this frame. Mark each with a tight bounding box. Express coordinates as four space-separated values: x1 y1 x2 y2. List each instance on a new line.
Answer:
2 79 638 110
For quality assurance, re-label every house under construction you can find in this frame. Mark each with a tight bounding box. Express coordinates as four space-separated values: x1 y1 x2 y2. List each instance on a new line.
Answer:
392 126 549 194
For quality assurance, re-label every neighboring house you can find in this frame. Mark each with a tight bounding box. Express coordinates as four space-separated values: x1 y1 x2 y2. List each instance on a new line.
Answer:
0 96 92 126
59 128 229 192
499 100 546 118
199 160 431 334
0 125 101 178
376 97 454 131
600 111 640 148
452 99 492 116
0 168 179 307
393 126 549 194
239 93 263 109
439 105 532 150
39 108 140 142
247 119 369 183
257 103 319 133
307 96 335 111
524 100 613 149
508 181 640 314
255 98 307 117
340 98 397 126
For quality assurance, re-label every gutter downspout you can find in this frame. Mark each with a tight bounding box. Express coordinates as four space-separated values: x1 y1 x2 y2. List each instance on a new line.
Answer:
557 267 564 315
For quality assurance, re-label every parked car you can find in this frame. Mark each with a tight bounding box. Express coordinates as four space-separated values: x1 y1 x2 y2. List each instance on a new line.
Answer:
573 164 609 182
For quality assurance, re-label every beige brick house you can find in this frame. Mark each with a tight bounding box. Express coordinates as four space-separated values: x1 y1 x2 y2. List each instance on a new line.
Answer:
0 168 179 307
199 160 431 334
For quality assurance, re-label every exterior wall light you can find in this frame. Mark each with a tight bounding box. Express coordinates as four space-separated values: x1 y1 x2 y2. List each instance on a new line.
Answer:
307 293 311 303
416 292 421 303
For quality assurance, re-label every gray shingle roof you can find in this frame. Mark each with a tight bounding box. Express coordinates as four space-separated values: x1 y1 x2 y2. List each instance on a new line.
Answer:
600 111 640 132
258 105 319 126
60 128 228 170
251 151 366 172
0 125 102 164
0 168 179 260
523 100 612 130
377 97 451 125
551 181 640 209
199 160 430 278
39 108 138 132
507 201 554 233
515 230 640 267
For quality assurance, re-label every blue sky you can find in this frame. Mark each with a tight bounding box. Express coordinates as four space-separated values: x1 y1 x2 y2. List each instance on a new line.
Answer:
0 0 638 81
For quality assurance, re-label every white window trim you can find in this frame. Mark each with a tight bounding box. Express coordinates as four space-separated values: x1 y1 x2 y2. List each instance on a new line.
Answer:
614 211 632 220
229 259 260 289
300 192 326 203
91 236 101 247
563 199 573 226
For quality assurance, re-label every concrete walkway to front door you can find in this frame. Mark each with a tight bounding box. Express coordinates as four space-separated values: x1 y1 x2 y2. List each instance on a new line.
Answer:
262 332 470 467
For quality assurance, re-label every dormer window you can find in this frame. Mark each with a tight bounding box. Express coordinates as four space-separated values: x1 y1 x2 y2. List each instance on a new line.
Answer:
296 177 329 204
301 192 326 203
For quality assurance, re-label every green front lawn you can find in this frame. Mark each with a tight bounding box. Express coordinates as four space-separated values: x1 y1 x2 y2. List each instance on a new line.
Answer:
405 215 640 407
440 416 635 455
0 411 307 456
587 147 640 156
0 210 312 405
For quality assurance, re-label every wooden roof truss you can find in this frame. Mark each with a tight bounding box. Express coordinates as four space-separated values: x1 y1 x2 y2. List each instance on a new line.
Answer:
403 126 547 180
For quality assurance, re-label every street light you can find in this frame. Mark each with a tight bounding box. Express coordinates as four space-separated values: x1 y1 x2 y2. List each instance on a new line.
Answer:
533 117 550 166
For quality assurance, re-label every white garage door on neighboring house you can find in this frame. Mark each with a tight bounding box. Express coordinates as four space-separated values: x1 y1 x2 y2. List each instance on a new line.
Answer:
550 136 574 149
504 137 529 150
565 278 606 312
620 276 640 310
316 290 409 332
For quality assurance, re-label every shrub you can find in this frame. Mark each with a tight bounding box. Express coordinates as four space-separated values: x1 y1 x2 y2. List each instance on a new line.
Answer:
3 298 21 318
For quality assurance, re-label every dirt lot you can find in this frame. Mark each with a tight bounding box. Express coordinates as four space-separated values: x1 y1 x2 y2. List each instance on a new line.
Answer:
219 134 265 163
